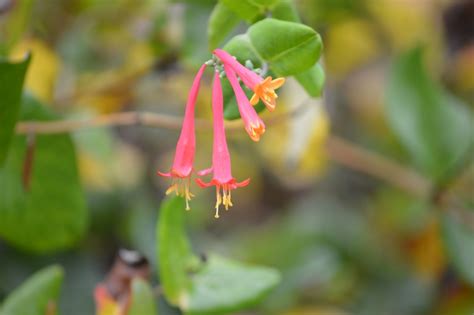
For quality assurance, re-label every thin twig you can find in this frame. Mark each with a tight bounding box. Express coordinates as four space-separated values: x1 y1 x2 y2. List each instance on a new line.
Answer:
15 103 432 199
325 136 432 198
15 101 308 135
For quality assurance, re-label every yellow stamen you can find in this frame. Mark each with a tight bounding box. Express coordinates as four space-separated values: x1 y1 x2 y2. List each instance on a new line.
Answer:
166 178 194 210
184 177 194 211
222 185 233 211
165 183 178 195
215 187 222 218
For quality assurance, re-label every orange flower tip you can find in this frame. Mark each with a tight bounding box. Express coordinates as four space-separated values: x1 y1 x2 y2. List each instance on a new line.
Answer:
250 93 259 106
270 77 285 89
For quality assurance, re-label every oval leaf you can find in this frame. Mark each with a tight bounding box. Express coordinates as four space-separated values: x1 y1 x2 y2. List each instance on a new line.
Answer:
386 47 473 183
184 254 280 315
0 265 63 315
0 94 88 253
248 18 323 76
156 196 196 306
0 54 30 166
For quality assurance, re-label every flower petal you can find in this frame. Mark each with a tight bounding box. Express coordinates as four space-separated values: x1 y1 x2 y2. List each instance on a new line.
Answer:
234 178 251 188
195 178 214 188
157 171 172 177
270 77 285 89
197 167 213 176
250 93 259 105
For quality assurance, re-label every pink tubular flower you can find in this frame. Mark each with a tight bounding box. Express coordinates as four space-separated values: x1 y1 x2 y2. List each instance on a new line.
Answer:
213 49 285 111
157 64 206 210
224 64 265 142
196 71 250 219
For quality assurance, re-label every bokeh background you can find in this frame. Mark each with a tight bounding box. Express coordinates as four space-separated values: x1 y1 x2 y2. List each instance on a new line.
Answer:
0 0 473 314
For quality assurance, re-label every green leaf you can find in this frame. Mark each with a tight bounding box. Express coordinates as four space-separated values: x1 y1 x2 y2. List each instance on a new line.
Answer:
1 0 34 54
0 54 30 166
156 199 280 314
252 0 281 6
219 0 263 22
271 0 301 22
156 196 196 306
184 254 280 315
0 94 88 253
0 265 63 315
128 278 158 315
441 211 474 285
248 18 323 76
220 20 323 119
183 3 214 68
208 2 241 50
295 62 325 97
222 35 265 120
223 34 262 67
386 47 473 183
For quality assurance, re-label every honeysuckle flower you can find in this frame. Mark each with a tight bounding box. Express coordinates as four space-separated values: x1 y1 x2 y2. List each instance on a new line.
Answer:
213 48 285 111
224 64 265 142
196 71 250 218
157 64 207 210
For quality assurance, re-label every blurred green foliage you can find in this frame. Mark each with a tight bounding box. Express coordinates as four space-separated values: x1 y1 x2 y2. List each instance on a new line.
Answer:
0 0 473 315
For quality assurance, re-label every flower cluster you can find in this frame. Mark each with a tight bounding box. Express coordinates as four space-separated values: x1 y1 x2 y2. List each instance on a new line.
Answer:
158 49 285 218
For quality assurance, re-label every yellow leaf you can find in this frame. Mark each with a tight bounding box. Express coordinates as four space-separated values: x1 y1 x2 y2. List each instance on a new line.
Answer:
260 79 330 187
11 39 60 103
325 19 380 77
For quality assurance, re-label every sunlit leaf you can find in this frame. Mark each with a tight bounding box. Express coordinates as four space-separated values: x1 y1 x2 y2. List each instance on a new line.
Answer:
0 94 88 253
386 47 473 183
128 278 158 315
0 265 63 315
0 54 30 166
184 254 280 315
